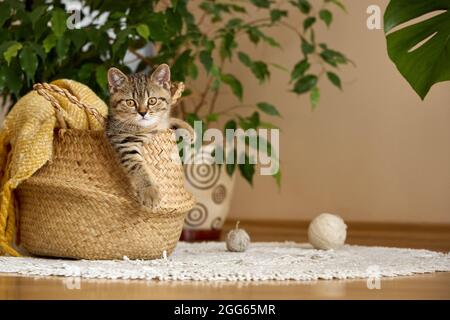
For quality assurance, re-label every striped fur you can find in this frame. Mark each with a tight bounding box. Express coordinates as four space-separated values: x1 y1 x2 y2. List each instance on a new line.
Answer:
106 65 172 208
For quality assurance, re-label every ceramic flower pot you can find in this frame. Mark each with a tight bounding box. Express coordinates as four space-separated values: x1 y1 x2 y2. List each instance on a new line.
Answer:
180 145 236 241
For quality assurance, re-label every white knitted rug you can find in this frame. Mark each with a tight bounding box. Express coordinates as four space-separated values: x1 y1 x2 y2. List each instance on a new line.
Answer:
0 242 449 281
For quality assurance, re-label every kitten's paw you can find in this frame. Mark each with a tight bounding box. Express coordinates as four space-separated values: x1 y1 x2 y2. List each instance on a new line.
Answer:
138 187 160 210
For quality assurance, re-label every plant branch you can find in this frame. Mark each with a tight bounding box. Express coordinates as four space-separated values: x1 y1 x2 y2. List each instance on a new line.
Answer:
216 104 254 115
197 12 208 26
207 58 226 116
278 21 302 38
208 88 220 115
129 48 155 65
194 75 214 114
179 100 187 119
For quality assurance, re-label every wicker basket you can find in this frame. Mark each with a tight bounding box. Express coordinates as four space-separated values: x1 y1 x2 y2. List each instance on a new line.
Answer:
15 83 195 260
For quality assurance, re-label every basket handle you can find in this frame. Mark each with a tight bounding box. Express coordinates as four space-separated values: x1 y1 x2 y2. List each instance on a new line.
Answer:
33 82 106 129
169 118 196 143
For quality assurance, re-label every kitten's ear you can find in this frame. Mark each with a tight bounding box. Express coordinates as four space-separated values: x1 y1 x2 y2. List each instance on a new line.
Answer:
107 67 127 89
150 64 171 89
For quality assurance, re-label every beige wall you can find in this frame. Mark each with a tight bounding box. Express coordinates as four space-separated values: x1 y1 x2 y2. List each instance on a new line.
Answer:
196 0 450 224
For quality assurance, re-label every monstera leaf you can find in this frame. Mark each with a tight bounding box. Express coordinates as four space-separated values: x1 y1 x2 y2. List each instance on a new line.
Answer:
384 0 450 99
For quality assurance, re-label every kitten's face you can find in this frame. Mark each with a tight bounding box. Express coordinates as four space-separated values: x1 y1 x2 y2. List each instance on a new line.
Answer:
107 65 172 129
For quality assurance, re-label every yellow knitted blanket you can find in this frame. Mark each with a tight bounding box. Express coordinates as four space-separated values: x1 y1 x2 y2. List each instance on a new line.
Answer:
0 79 108 256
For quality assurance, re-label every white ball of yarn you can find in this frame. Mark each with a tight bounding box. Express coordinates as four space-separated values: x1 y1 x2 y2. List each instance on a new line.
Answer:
226 221 250 252
308 213 347 250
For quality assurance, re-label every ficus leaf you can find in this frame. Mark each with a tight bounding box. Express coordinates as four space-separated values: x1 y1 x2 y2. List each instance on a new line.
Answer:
225 119 238 131
310 86 320 111
226 18 243 29
95 65 108 93
51 9 67 38
273 169 282 189
199 50 213 73
230 4 247 13
70 29 87 51
28 43 45 61
3 42 22 65
246 27 281 48
319 9 333 27
19 46 38 82
0 3 10 28
291 0 311 14
259 121 280 129
226 162 236 177
186 113 201 129
303 17 316 31
301 37 314 55
221 73 243 101
206 113 219 123
238 51 252 67
239 160 255 186
291 59 310 80
320 46 348 67
171 49 192 81
188 62 198 79
78 63 95 82
112 29 129 57
238 52 270 83
56 37 70 61
251 61 270 83
1 63 22 98
43 34 57 53
220 32 237 61
239 112 260 130
29 6 47 28
257 102 281 117
325 0 346 12
136 23 150 39
293 74 318 94
250 0 271 8
270 9 288 23
327 71 342 89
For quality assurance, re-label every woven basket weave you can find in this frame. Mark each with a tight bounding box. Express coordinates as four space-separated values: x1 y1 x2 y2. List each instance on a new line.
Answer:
16 83 195 260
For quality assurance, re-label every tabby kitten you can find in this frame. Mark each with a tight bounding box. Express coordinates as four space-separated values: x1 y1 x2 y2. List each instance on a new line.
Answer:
106 64 174 209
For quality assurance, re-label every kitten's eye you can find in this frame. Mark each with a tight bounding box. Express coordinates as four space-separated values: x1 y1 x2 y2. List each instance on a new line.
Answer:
126 99 136 107
148 97 157 105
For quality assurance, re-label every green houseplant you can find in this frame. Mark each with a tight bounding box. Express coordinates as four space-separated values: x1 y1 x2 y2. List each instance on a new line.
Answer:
384 0 450 99
0 0 350 238
0 0 349 184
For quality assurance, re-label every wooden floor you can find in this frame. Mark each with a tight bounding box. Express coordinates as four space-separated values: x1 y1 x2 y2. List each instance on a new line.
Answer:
1 220 449 300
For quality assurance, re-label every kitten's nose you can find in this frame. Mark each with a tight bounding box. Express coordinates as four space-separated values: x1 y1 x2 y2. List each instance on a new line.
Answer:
138 111 147 117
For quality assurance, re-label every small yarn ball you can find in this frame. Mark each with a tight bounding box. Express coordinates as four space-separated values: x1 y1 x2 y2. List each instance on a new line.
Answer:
226 221 250 252
308 213 347 250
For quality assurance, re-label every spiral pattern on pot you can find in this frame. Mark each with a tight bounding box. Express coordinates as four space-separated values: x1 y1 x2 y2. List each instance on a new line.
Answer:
210 217 223 230
184 163 220 190
185 203 208 227
212 184 227 204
